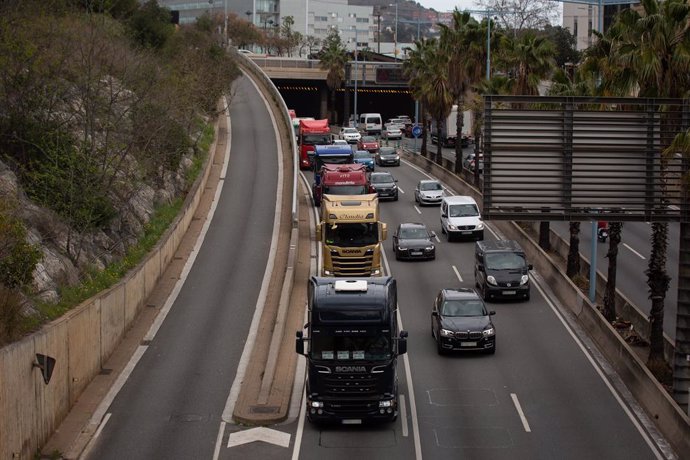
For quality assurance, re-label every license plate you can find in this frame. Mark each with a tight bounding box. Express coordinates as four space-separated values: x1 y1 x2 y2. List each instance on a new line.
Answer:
342 419 362 425
461 231 472 235
503 290 516 295
411 251 422 256
460 342 477 347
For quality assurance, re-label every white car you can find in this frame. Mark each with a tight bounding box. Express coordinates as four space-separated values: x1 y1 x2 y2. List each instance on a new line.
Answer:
382 127 403 140
339 127 361 144
385 118 406 131
440 196 484 241
333 139 350 147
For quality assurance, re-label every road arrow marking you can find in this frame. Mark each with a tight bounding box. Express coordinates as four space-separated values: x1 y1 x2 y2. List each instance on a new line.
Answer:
227 427 291 448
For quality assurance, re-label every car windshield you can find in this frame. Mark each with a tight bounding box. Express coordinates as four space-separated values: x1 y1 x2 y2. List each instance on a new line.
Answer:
354 152 371 159
325 222 378 246
399 228 428 239
379 148 396 155
361 136 376 143
420 182 442 191
449 204 479 217
371 174 393 184
485 252 527 270
324 185 368 195
442 300 486 317
343 128 357 133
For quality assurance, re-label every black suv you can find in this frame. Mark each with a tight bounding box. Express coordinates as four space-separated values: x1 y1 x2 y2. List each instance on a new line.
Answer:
474 240 532 301
431 288 496 354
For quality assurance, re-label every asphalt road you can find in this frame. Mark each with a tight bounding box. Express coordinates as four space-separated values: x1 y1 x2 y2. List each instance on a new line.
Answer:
290 160 669 459
84 75 280 459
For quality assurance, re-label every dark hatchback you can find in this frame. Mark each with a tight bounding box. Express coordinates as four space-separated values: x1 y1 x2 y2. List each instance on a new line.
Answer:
375 147 400 166
392 223 436 260
369 172 398 201
431 288 496 354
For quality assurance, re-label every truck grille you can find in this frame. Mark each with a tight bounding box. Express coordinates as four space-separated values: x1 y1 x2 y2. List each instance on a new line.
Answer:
331 255 373 276
323 373 378 396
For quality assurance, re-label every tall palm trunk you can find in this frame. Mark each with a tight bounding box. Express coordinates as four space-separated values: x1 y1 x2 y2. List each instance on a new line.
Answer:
435 120 443 165
421 106 429 158
539 222 551 250
566 221 581 277
454 99 464 174
602 222 623 322
330 89 337 125
473 109 481 188
647 222 671 365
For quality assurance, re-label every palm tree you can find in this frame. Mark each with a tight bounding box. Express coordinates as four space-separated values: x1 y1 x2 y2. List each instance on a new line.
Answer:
421 41 453 165
403 38 436 158
608 0 690 370
566 221 581 278
318 28 347 125
603 222 623 322
439 10 481 174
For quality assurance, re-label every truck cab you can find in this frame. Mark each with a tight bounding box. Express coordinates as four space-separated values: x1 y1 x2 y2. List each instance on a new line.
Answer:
299 119 332 169
313 163 372 207
317 194 387 276
296 277 408 424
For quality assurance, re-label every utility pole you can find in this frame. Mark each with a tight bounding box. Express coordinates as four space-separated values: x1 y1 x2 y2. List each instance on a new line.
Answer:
376 11 382 54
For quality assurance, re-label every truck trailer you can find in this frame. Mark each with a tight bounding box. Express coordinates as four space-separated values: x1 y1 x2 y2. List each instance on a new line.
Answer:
317 193 386 276
296 277 408 424
430 105 472 148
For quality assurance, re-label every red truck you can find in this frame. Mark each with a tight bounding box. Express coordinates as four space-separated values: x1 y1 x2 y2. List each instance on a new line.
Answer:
313 163 372 207
299 119 332 169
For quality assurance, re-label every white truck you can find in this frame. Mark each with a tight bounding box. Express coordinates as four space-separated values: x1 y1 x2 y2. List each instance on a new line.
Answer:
431 105 472 148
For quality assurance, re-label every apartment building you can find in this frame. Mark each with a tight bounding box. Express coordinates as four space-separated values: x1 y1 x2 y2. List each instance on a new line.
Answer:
562 1 638 51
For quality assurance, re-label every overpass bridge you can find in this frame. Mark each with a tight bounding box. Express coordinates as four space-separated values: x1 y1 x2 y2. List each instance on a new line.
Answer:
248 56 414 125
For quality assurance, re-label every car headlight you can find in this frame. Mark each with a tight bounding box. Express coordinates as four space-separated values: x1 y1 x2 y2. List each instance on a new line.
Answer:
448 224 457 230
397 246 407 251
483 327 495 337
440 328 454 337
520 274 529 285
476 223 484 230
394 155 400 160
425 245 434 251
487 275 497 285
392 184 398 190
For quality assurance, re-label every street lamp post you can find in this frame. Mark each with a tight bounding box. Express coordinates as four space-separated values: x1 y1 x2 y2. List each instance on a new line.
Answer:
394 1 398 58
223 0 228 46
352 27 359 128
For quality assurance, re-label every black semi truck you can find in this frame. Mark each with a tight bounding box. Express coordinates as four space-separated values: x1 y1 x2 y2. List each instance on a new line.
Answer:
296 277 408 424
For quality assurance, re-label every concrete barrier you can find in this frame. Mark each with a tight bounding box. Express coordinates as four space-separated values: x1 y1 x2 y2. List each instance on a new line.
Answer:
401 149 690 456
0 102 223 459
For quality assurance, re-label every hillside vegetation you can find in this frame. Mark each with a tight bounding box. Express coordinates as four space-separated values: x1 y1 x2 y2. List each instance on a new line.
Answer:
0 0 240 344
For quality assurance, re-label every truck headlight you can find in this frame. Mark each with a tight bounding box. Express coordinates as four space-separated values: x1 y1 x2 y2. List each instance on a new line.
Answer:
310 401 324 408
483 327 495 337
440 328 454 337
520 275 529 285
324 270 333 276
372 269 381 275
379 400 394 408
487 275 497 285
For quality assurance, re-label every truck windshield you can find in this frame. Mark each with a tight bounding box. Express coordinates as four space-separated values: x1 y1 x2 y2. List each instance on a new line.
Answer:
324 185 368 195
303 134 331 145
311 334 391 361
315 156 352 170
485 252 526 270
326 222 378 246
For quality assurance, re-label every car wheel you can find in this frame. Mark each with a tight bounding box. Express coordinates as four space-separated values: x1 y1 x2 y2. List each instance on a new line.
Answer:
431 322 435 338
447 232 453 242
394 193 399 201
482 284 489 301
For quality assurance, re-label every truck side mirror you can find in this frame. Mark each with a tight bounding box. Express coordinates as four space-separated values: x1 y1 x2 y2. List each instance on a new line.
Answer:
397 330 408 356
316 223 322 241
380 222 387 241
296 330 304 355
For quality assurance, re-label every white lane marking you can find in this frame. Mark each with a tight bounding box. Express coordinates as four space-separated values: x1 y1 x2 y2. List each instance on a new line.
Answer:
93 413 111 440
433 234 440 243
213 421 226 459
623 243 646 260
382 249 423 460
400 394 409 438
398 187 405 194
532 276 664 459
511 393 531 432
414 205 422 214
227 427 291 448
220 76 283 430
452 265 463 283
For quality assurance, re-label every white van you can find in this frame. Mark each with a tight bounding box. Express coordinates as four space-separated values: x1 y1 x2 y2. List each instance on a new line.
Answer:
359 113 382 135
440 196 484 241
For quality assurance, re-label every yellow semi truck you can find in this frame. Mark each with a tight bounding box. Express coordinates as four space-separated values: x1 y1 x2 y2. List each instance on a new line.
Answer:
316 193 387 276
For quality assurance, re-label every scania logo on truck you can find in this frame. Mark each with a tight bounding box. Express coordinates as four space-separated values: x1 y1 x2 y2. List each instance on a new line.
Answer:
335 366 367 373
341 249 362 254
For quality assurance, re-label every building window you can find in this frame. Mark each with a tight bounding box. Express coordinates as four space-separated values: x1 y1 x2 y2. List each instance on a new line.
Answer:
356 17 369 23
573 17 578 38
